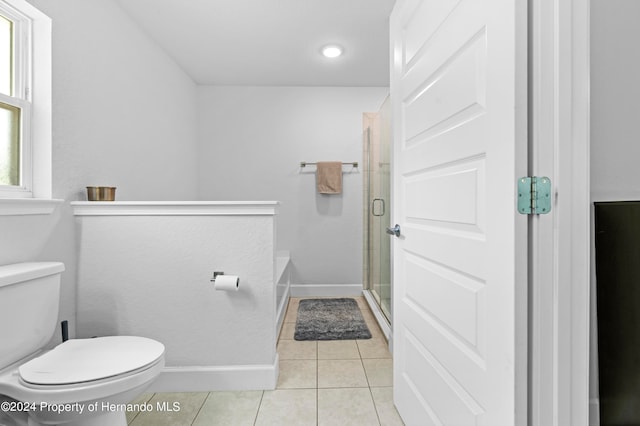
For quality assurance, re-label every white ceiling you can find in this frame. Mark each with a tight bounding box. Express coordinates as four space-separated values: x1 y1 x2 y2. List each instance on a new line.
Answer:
115 0 396 87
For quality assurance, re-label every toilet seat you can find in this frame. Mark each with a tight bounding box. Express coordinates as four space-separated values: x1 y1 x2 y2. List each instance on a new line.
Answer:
19 336 164 386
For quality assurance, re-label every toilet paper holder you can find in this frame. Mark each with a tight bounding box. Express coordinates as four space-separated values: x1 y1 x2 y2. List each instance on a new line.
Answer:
210 271 240 292
210 271 225 282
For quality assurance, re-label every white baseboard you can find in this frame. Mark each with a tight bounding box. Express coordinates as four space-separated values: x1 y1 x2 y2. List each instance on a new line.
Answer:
149 355 279 392
589 398 600 426
289 284 363 297
275 253 291 337
276 289 290 337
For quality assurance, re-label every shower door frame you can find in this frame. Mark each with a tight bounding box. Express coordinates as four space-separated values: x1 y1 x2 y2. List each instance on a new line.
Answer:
363 107 392 341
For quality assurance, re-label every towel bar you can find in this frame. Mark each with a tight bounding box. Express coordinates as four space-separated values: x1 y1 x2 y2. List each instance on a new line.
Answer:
299 161 358 168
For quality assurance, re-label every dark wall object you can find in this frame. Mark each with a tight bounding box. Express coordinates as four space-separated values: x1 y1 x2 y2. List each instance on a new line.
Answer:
595 201 640 426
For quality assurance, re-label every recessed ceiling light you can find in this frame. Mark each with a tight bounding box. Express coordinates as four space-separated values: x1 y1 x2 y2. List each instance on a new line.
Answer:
321 45 343 58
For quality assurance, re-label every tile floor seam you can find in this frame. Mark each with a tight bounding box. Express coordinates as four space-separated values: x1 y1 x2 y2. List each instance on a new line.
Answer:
355 338 365 360
252 390 265 426
127 392 155 425
362 298 385 426
316 347 319 426
193 391 212 425
368 385 384 426
281 387 317 390
316 386 372 391
127 396 145 425
360 356 372 389
316 380 319 424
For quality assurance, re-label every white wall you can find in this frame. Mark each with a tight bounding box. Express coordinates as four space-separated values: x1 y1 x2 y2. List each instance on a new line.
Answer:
9 0 199 340
73 203 279 390
28 0 199 201
591 0 640 201
590 1 640 422
197 86 388 290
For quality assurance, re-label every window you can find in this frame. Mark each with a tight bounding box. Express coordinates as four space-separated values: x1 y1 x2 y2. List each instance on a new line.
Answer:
1 3 32 193
0 0 50 199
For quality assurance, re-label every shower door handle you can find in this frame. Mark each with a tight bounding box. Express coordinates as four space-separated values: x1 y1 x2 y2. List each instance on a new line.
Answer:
372 198 385 217
386 224 401 237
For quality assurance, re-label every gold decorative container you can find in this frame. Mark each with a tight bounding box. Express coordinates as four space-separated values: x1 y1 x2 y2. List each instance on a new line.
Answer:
86 186 116 201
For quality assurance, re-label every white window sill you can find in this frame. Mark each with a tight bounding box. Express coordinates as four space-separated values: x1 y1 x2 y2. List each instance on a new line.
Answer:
0 198 63 216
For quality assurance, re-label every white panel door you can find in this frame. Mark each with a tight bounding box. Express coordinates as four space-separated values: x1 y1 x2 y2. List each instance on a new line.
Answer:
390 0 528 425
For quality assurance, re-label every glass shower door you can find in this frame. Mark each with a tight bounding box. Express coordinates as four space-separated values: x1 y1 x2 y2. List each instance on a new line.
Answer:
363 96 391 323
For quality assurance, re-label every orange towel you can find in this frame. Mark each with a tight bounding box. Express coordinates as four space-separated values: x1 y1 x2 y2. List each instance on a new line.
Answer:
316 162 343 194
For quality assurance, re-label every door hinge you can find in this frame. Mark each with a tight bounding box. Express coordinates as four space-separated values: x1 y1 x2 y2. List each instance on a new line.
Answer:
517 176 551 215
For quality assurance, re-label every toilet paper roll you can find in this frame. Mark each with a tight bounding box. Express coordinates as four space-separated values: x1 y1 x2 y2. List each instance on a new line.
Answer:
214 275 240 291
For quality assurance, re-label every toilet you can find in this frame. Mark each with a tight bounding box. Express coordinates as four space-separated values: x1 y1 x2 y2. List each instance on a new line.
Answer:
0 262 165 426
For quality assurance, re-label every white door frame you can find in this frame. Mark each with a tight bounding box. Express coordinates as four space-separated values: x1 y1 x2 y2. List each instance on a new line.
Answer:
529 0 590 425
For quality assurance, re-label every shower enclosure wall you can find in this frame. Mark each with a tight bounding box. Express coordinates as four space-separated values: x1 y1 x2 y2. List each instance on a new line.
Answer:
363 96 392 338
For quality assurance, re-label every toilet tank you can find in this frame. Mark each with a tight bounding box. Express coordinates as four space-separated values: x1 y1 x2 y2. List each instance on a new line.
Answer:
0 262 65 369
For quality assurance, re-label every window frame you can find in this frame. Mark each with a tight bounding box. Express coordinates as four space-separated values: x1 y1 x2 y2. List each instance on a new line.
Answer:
0 0 51 201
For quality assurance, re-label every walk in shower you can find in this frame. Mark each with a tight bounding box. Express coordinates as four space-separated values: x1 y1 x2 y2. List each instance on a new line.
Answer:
363 96 392 338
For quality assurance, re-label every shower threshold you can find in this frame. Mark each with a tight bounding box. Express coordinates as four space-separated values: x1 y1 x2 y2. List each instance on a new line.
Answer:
363 290 392 343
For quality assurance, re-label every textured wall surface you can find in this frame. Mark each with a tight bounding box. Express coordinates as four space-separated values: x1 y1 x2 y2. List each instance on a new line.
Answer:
13 0 199 341
75 207 277 367
197 86 388 288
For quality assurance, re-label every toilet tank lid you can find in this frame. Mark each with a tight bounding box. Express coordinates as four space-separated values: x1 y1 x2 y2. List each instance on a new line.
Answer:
0 262 65 288
19 336 165 386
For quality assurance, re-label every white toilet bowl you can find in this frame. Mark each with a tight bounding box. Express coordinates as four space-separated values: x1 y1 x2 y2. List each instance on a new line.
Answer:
0 263 165 426
0 336 164 426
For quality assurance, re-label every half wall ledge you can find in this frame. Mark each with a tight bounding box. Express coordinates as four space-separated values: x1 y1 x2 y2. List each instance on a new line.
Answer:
70 201 279 216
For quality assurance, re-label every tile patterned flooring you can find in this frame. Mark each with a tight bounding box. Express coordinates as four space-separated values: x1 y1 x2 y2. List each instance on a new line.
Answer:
127 297 404 425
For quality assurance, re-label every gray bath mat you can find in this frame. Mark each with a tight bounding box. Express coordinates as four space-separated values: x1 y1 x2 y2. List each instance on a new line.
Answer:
294 298 372 341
